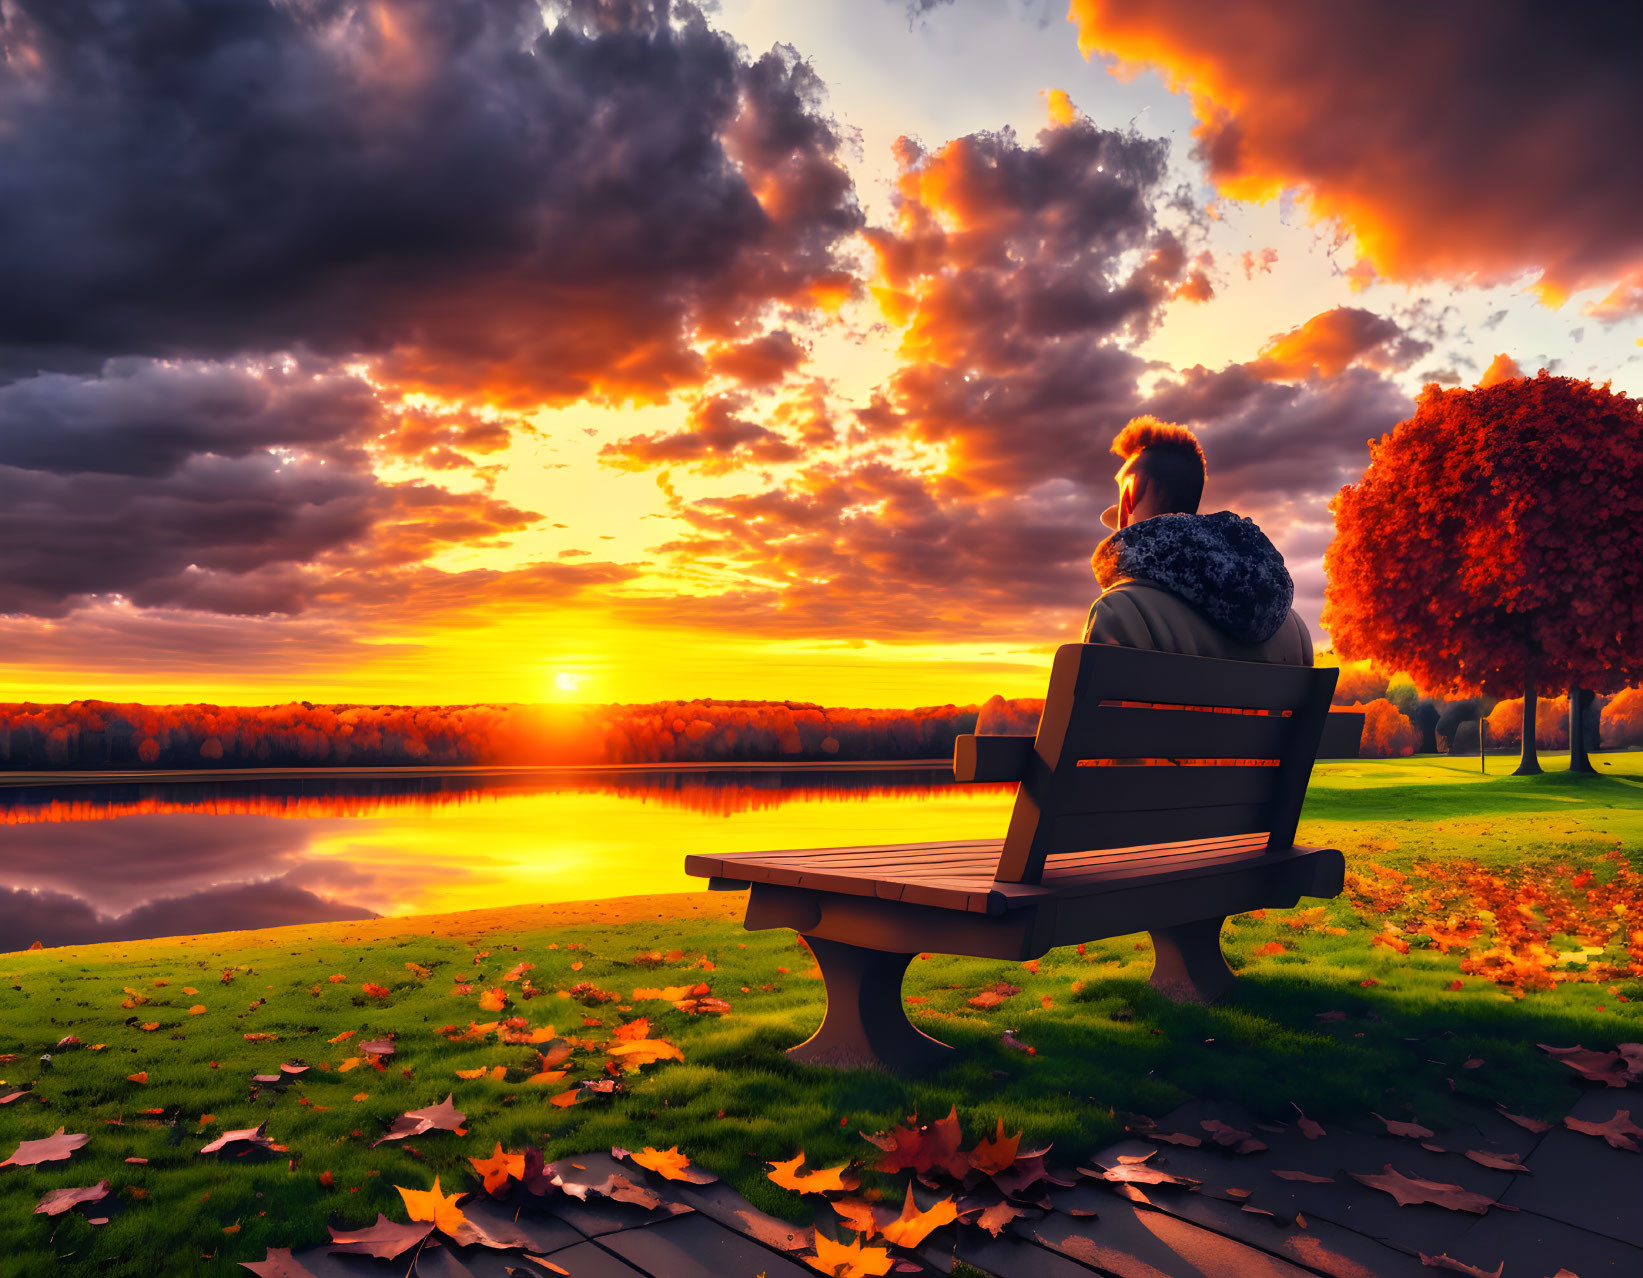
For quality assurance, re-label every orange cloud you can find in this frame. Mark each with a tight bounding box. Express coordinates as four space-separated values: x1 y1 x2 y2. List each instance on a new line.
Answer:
1249 307 1428 381
1068 0 1643 308
1478 353 1524 387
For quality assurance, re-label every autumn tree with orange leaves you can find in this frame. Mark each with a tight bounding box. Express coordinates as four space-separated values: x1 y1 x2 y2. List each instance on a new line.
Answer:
1323 372 1643 775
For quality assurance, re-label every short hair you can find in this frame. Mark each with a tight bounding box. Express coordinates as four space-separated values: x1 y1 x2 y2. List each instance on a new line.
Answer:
1111 416 1205 514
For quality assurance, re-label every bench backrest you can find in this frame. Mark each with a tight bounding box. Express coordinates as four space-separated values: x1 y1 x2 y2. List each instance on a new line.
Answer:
994 645 1338 885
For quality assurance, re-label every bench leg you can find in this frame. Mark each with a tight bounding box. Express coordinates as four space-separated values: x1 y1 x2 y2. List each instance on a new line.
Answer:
1148 916 1236 1004
786 937 953 1075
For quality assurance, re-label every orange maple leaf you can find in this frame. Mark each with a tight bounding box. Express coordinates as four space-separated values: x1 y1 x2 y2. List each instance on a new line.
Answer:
808 1232 892 1277
967 1118 1022 1176
468 1142 526 1195
630 1146 693 1181
767 1151 857 1194
477 988 507 1012
631 985 693 1002
126 1072 148 1084
832 1198 878 1238
878 1183 958 1247
396 1176 469 1234
605 1038 684 1071
862 1106 970 1179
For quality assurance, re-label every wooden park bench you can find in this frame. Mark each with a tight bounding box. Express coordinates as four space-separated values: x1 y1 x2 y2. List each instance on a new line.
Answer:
684 645 1343 1074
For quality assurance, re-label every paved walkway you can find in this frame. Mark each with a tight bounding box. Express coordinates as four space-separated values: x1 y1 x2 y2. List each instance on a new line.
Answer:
286 1087 1643 1278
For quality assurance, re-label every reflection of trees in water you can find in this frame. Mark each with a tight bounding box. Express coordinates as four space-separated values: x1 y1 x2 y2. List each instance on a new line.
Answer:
0 768 1007 826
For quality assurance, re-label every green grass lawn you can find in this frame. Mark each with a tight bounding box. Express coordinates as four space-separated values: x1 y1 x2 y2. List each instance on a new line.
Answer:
3 753 1642 1275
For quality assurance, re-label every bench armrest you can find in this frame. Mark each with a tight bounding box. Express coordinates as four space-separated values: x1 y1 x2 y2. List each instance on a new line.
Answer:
953 734 1036 783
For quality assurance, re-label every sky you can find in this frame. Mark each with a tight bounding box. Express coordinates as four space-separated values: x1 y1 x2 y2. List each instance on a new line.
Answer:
1 0 1639 709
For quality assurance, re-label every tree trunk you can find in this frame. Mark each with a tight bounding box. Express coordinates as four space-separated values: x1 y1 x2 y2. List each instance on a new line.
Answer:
1513 672 1542 775
1568 684 1595 774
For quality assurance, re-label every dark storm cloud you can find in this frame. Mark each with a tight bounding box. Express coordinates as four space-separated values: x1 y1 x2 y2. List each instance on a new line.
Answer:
0 450 378 617
0 358 382 478
0 0 861 403
1148 361 1414 506
0 357 555 617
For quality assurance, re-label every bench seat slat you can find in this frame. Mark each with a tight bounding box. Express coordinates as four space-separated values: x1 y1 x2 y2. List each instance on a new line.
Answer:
691 833 1326 917
756 851 1001 872
1044 841 1288 880
1045 834 1268 870
694 831 1274 882
700 830 1264 871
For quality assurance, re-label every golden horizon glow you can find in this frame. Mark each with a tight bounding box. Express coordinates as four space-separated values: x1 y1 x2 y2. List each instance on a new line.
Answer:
0 620 1061 709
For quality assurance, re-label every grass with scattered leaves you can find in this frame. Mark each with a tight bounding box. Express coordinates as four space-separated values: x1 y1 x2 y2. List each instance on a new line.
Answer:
2 754 1641 1275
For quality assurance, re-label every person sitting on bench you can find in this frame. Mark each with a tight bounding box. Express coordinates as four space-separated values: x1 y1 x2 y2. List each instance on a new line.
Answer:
1085 417 1313 667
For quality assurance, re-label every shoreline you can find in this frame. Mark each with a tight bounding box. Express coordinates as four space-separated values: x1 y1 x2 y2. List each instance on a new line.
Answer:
0 758 954 789
2 890 747 958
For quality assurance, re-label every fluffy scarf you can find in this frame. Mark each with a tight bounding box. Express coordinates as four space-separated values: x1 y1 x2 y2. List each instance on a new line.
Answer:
1092 511 1295 645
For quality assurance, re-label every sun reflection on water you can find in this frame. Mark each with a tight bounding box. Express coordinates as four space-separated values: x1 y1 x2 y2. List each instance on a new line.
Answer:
0 769 1018 946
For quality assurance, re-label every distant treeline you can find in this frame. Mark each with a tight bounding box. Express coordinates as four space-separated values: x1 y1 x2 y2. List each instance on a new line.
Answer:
1330 664 1643 757
8 678 1637 770
0 695 1046 771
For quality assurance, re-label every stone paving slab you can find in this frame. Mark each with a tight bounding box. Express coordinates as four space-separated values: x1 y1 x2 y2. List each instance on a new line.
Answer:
955 1227 1110 1276
541 1239 653 1276
1124 1095 1528 1195
596 1210 818 1278
663 1171 816 1255
1498 1086 1643 1250
1095 1097 1539 1258
544 1152 692 1239
1047 1178 1433 1278
1431 1093 1565 1161
463 1196 585 1253
1031 1200 1319 1278
1444 1202 1643 1277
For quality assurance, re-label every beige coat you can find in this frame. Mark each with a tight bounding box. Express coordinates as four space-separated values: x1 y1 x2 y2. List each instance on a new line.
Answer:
1084 579 1314 666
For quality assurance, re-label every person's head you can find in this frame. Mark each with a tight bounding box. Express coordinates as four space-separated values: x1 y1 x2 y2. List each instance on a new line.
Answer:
1101 417 1206 530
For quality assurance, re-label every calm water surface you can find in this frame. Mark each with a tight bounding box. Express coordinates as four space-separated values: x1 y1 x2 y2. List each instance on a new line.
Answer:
0 767 1016 947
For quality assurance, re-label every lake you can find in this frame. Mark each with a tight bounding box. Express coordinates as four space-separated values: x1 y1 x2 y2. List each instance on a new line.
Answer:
0 766 1017 948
